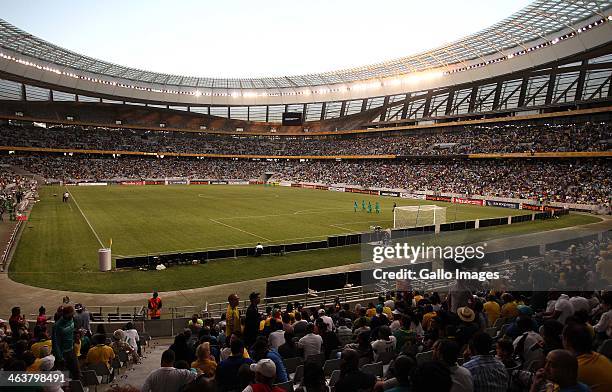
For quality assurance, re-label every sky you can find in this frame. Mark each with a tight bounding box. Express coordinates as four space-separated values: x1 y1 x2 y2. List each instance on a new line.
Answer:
2 0 533 78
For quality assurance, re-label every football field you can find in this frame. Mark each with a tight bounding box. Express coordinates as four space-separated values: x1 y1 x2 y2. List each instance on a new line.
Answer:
8 184 598 293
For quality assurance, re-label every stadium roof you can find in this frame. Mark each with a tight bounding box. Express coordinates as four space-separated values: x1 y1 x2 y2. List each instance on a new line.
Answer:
0 0 610 90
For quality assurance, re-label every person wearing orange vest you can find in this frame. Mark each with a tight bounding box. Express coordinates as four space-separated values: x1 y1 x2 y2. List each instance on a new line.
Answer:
148 292 162 320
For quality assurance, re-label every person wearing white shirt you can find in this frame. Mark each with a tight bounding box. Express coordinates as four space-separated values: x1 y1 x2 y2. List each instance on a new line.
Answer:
433 338 473 392
268 324 285 350
569 296 590 315
593 293 612 338
297 323 323 359
124 322 140 354
317 309 334 332
371 326 396 362
141 349 196 392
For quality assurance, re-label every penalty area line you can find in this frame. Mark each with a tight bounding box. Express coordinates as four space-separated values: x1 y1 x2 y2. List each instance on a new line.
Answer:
209 218 272 242
66 187 105 249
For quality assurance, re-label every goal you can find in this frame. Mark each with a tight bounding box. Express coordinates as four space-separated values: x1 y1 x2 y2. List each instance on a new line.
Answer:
393 205 446 228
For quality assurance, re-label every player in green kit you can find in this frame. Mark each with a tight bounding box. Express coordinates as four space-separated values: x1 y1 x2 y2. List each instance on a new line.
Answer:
354 201 358 212
367 201 372 213
362 200 366 211
375 201 380 214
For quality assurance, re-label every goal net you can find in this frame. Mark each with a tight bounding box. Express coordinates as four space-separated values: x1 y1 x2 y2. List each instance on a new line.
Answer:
393 205 446 228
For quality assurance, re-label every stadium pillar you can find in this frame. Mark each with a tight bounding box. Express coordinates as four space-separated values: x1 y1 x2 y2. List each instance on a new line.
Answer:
507 216 512 225
475 219 480 229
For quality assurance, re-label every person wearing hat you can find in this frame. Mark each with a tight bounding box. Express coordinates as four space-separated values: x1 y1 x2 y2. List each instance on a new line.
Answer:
244 292 261 347
456 307 479 348
243 358 284 392
73 303 91 333
51 305 80 380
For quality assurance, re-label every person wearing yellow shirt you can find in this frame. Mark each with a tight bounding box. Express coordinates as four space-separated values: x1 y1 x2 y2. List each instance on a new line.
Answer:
421 305 437 331
30 335 53 358
483 296 501 327
563 322 612 392
191 342 217 377
501 293 519 320
226 294 242 336
366 303 377 318
86 336 116 371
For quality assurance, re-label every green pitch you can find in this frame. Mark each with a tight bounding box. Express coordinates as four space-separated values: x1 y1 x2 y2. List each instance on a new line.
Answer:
8 185 599 293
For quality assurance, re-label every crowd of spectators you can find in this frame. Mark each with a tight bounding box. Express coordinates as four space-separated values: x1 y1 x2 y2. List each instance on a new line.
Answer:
1 284 612 392
0 166 37 221
2 155 610 206
0 121 609 156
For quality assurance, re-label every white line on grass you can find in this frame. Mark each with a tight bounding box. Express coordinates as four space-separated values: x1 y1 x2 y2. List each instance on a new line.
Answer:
209 218 272 242
66 188 105 248
213 208 354 221
329 224 357 233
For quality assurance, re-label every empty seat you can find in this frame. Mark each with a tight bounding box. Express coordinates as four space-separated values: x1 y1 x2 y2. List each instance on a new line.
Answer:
416 350 433 364
305 352 326 367
273 380 294 392
283 357 303 374
323 358 342 377
360 361 383 378
293 364 304 383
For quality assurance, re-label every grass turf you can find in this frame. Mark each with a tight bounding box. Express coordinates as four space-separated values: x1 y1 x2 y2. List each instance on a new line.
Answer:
8 185 600 293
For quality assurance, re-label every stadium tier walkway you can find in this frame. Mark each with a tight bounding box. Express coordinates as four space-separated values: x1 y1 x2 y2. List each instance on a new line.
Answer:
0 214 610 317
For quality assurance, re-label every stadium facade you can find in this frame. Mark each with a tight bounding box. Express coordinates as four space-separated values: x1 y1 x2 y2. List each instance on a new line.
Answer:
0 0 610 133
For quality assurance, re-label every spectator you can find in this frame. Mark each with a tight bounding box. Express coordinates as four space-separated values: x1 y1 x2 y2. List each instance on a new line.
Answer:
251 336 288 384
334 348 377 392
277 331 298 359
169 333 196 365
562 322 612 392
86 333 116 371
244 292 261 347
226 294 241 336
434 338 474 392
412 361 453 392
297 323 323 359
483 296 501 327
462 332 509 392
336 317 353 347
51 305 80 379
141 349 197 392
9 307 27 336
243 358 285 392
593 292 612 339
268 319 285 350
73 304 91 332
371 325 396 362
36 306 48 328
216 339 253 391
529 349 591 392
191 342 217 377
295 360 329 392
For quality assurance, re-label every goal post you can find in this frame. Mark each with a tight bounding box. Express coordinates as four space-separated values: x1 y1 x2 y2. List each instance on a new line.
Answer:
393 205 447 228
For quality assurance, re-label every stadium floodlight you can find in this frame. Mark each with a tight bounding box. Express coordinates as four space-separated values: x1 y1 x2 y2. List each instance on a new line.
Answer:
393 205 446 229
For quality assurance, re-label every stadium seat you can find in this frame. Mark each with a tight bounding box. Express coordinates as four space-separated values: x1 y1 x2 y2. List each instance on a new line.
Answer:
81 370 101 392
416 350 433 364
292 364 304 383
283 357 303 374
598 339 612 360
360 361 383 378
306 352 326 367
328 369 341 388
323 358 342 377
274 381 294 392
